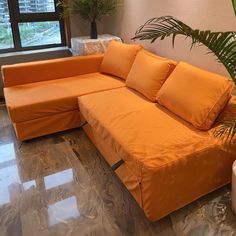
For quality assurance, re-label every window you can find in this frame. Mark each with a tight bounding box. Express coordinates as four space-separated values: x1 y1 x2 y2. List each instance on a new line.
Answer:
0 0 66 53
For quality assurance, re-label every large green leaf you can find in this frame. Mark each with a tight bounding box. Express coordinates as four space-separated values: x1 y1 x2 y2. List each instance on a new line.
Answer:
214 104 236 143
133 16 236 84
233 0 236 17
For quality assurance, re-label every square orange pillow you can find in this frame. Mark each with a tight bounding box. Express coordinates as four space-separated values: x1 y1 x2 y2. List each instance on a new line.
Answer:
126 50 176 102
100 41 143 80
142 50 177 76
157 62 234 130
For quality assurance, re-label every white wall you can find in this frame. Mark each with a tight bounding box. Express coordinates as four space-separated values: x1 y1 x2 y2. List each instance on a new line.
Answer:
105 0 236 78
70 15 105 37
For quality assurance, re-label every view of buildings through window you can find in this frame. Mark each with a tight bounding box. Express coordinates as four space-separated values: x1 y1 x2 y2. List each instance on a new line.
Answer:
0 0 62 51
0 0 13 49
18 0 55 13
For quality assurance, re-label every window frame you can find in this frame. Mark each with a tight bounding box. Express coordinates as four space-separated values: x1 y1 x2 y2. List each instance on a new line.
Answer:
0 0 66 54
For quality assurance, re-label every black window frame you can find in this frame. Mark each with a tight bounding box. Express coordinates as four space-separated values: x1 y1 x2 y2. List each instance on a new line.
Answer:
0 0 66 54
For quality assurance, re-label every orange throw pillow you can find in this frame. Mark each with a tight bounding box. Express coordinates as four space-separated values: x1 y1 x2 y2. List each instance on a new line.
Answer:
126 50 176 102
157 62 234 130
100 41 143 80
143 50 177 76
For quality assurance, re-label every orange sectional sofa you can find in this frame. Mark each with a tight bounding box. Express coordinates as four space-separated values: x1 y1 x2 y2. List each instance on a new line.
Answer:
2 41 236 221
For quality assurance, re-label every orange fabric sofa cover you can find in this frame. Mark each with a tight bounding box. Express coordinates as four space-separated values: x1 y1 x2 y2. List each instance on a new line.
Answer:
78 87 236 221
2 55 125 140
2 45 236 222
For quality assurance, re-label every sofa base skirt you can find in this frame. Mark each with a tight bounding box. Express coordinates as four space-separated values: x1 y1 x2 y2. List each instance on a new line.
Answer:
13 110 81 141
83 124 143 208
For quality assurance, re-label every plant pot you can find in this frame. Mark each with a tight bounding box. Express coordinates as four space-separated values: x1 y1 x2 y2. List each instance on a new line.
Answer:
90 21 98 39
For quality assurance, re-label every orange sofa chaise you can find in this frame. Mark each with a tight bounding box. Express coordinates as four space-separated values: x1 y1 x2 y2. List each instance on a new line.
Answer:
2 41 236 221
2 54 125 140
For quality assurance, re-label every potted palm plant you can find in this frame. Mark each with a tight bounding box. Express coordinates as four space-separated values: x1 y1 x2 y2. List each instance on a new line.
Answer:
58 0 118 39
133 0 236 143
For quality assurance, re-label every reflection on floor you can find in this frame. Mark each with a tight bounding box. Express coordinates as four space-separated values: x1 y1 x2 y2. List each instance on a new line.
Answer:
0 105 236 236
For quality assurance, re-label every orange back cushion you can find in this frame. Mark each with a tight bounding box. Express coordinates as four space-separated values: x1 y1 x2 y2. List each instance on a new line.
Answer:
157 62 234 130
126 50 177 102
143 50 177 75
100 41 143 80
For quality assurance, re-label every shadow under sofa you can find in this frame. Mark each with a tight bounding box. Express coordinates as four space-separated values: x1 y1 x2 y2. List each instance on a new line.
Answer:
2 41 236 221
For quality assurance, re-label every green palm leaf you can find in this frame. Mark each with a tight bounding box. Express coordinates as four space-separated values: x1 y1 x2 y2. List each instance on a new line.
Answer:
214 116 236 143
233 0 236 16
133 16 236 84
214 104 236 143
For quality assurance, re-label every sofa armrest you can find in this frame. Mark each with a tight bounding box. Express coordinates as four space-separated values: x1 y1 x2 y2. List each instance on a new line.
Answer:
2 54 104 87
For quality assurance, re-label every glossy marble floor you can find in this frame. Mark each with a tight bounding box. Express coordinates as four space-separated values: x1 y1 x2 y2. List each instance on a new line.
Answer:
0 105 236 236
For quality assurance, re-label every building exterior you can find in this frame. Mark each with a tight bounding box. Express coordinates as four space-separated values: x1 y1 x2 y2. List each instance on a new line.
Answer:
0 0 55 23
19 0 55 13
0 0 10 22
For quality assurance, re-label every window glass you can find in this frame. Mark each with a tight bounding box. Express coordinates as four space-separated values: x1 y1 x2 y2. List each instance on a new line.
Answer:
19 21 61 47
0 0 14 49
18 0 55 13
0 0 65 52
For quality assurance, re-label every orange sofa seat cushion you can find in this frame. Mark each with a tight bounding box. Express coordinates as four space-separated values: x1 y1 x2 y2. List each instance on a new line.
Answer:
157 62 234 130
4 72 125 123
78 87 236 220
79 87 225 175
100 41 143 80
126 50 176 102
